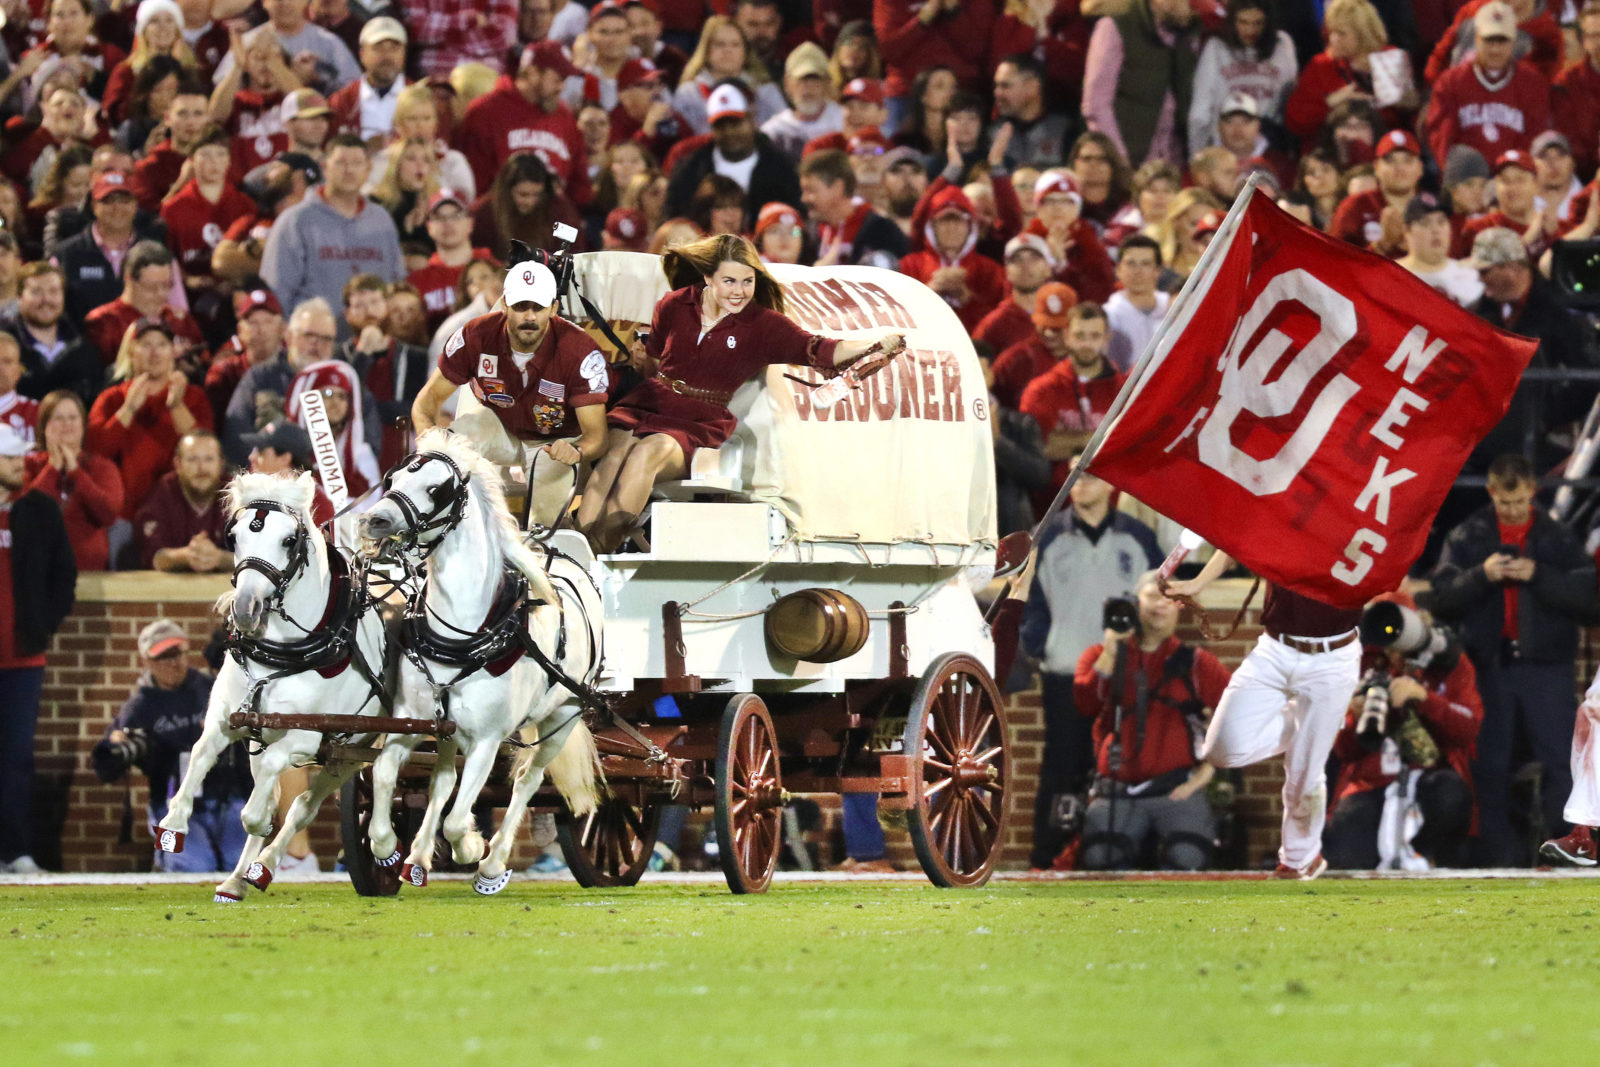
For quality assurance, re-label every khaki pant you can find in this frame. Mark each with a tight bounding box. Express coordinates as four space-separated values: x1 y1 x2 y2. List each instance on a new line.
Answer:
452 389 581 529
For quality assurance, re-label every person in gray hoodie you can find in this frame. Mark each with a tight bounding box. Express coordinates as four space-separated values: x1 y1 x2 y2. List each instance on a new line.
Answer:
1020 456 1161 868
260 134 403 343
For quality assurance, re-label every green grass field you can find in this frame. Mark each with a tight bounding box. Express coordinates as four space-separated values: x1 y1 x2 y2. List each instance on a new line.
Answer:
3 877 1597 1066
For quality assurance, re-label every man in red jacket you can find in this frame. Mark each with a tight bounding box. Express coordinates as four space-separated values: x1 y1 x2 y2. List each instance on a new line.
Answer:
896 185 1005 333
975 233 1057 358
1323 593 1483 870
130 82 211 213
1023 170 1115 303
873 0 996 100
1425 1 1551 171
82 242 206 368
990 278 1077 410
456 40 590 205
1074 570 1233 870
1425 0 1565 84
159 125 256 300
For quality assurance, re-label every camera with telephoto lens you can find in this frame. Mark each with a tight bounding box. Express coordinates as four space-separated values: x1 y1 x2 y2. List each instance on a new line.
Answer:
1102 596 1140 636
1358 600 1461 672
90 727 152 783
507 222 581 307
1354 667 1391 751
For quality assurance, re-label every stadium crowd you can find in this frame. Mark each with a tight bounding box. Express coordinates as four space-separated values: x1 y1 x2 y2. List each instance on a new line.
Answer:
2 0 1600 876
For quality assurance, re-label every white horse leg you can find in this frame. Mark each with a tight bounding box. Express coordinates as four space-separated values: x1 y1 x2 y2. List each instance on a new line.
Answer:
400 736 458 886
239 743 296 838
157 721 235 853
214 834 267 903
368 735 420 867
248 762 358 888
476 724 572 894
442 737 500 865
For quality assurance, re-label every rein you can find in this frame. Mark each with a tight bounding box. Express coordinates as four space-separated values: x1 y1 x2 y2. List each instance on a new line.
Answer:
1157 574 1262 642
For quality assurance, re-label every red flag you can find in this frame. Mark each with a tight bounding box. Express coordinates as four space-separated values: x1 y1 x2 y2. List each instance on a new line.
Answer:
1087 192 1538 608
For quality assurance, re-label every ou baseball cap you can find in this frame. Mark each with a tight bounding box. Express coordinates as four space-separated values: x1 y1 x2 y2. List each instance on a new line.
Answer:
1474 0 1517 39
280 88 331 123
605 207 649 250
91 171 134 201
1493 148 1536 176
1004 232 1055 264
841 78 885 105
521 39 582 80
358 14 407 47
848 127 889 155
754 201 801 241
1375 129 1421 158
1034 169 1082 207
1220 91 1258 119
1032 282 1079 329
617 58 663 92
0 423 28 457
241 420 313 465
1403 190 1453 226
1466 226 1527 269
707 82 750 124
504 259 558 308
427 187 469 215
233 288 283 317
138 619 189 660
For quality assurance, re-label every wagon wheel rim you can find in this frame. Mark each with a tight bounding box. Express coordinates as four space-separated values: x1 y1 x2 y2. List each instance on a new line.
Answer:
905 654 1009 888
560 799 661 887
340 768 400 896
716 694 782 894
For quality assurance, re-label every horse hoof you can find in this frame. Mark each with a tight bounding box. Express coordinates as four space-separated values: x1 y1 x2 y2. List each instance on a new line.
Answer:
156 829 185 854
245 862 273 890
400 863 427 887
473 870 511 896
213 891 241 904
375 848 402 869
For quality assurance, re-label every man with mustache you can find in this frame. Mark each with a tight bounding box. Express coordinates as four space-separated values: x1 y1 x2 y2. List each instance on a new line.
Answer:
411 260 611 529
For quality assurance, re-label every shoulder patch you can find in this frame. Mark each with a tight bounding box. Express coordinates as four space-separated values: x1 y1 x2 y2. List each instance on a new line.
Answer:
445 328 465 357
579 350 607 393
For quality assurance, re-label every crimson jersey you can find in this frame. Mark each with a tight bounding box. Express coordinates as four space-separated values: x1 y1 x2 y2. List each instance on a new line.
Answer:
973 302 1037 362
455 85 591 206
1425 61 1550 169
161 180 259 284
439 311 608 439
83 300 207 367
1330 188 1405 256
225 90 288 178
407 250 494 334
0 392 39 445
991 338 1060 411
1261 583 1362 639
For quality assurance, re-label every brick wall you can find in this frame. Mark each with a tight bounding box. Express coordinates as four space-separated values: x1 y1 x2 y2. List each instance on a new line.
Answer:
33 576 1600 876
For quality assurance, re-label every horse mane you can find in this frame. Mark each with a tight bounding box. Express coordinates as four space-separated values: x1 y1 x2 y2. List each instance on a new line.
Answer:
214 470 321 618
412 430 559 604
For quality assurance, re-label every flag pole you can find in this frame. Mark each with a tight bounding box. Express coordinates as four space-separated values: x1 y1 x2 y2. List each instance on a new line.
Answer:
1024 172 1267 545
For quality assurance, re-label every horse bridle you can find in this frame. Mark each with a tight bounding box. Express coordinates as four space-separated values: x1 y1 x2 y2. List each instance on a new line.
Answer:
380 450 472 557
226 499 313 630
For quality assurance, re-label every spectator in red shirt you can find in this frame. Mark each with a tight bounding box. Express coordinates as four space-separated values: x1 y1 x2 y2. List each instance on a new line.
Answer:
1554 5 1600 182
624 0 689 90
205 287 286 425
407 188 495 333
0 335 39 444
159 124 254 299
1018 301 1123 502
1330 128 1423 257
1425 2 1551 172
22 386 121 570
1462 150 1556 258
975 232 1057 359
456 40 591 206
1 84 100 199
991 278 1078 410
101 0 199 127
1023 170 1116 303
129 80 211 213
164 436 256 576
608 59 688 165
470 150 585 263
340 273 429 469
897 184 1005 332
873 0 996 101
86 317 212 517
1425 0 1565 85
562 2 635 113
325 16 409 145
1284 0 1408 152
82 241 205 369
802 75 888 156
204 23 300 180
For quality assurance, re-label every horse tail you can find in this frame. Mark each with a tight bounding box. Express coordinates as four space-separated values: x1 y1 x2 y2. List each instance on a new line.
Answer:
541 718 603 817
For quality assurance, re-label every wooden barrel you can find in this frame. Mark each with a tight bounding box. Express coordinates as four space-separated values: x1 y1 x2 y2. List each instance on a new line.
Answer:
765 588 870 663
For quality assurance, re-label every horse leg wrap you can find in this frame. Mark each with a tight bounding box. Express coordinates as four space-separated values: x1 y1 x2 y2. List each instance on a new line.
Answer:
156 829 185 854
375 848 402 869
400 862 428 888
244 861 273 890
473 870 512 896
213 890 242 904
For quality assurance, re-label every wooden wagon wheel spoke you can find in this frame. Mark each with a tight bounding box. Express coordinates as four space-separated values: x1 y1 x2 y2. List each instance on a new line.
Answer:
968 712 997 753
715 695 782 894
558 799 661 888
925 713 959 763
970 791 1001 836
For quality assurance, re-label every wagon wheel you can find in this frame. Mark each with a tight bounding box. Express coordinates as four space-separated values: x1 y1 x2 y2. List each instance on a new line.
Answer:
715 693 784 894
339 767 401 898
556 799 662 887
903 653 1010 888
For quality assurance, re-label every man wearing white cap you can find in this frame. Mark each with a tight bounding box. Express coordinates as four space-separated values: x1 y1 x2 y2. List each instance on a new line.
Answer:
327 16 409 144
664 82 801 229
0 423 75 875
1425 0 1551 168
411 260 611 527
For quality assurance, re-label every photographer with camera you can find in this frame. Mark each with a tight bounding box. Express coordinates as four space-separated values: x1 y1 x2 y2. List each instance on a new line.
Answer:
92 620 250 873
1429 454 1600 866
1074 572 1232 870
1323 592 1483 870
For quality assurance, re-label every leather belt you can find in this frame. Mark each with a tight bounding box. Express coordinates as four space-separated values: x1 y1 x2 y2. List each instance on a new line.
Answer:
656 374 734 405
1267 628 1358 655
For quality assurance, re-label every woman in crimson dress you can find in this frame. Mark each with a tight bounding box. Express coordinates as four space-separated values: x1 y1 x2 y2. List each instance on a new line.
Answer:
577 233 906 552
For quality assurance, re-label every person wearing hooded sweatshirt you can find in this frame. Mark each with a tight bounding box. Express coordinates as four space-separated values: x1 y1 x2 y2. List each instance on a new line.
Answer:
285 359 380 499
259 134 404 344
897 185 1006 333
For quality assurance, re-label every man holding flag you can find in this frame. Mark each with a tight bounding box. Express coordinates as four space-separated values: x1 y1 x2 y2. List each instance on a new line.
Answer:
1064 178 1538 876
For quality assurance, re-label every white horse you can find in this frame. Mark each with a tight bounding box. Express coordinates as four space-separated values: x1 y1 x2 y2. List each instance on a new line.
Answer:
360 429 602 895
156 471 393 901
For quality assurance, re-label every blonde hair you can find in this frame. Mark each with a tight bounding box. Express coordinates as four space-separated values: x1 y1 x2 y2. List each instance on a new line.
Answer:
129 17 198 75
111 320 172 382
1151 187 1225 270
1324 0 1388 56
370 136 440 210
662 232 786 315
682 16 771 86
391 83 440 137
449 62 500 111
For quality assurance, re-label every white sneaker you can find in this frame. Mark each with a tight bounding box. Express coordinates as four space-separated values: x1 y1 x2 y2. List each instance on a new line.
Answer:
3 856 42 874
278 851 320 875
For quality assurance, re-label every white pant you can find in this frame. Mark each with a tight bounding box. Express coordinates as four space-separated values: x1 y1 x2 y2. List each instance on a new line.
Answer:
1564 671 1600 825
452 389 581 528
1201 632 1362 869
